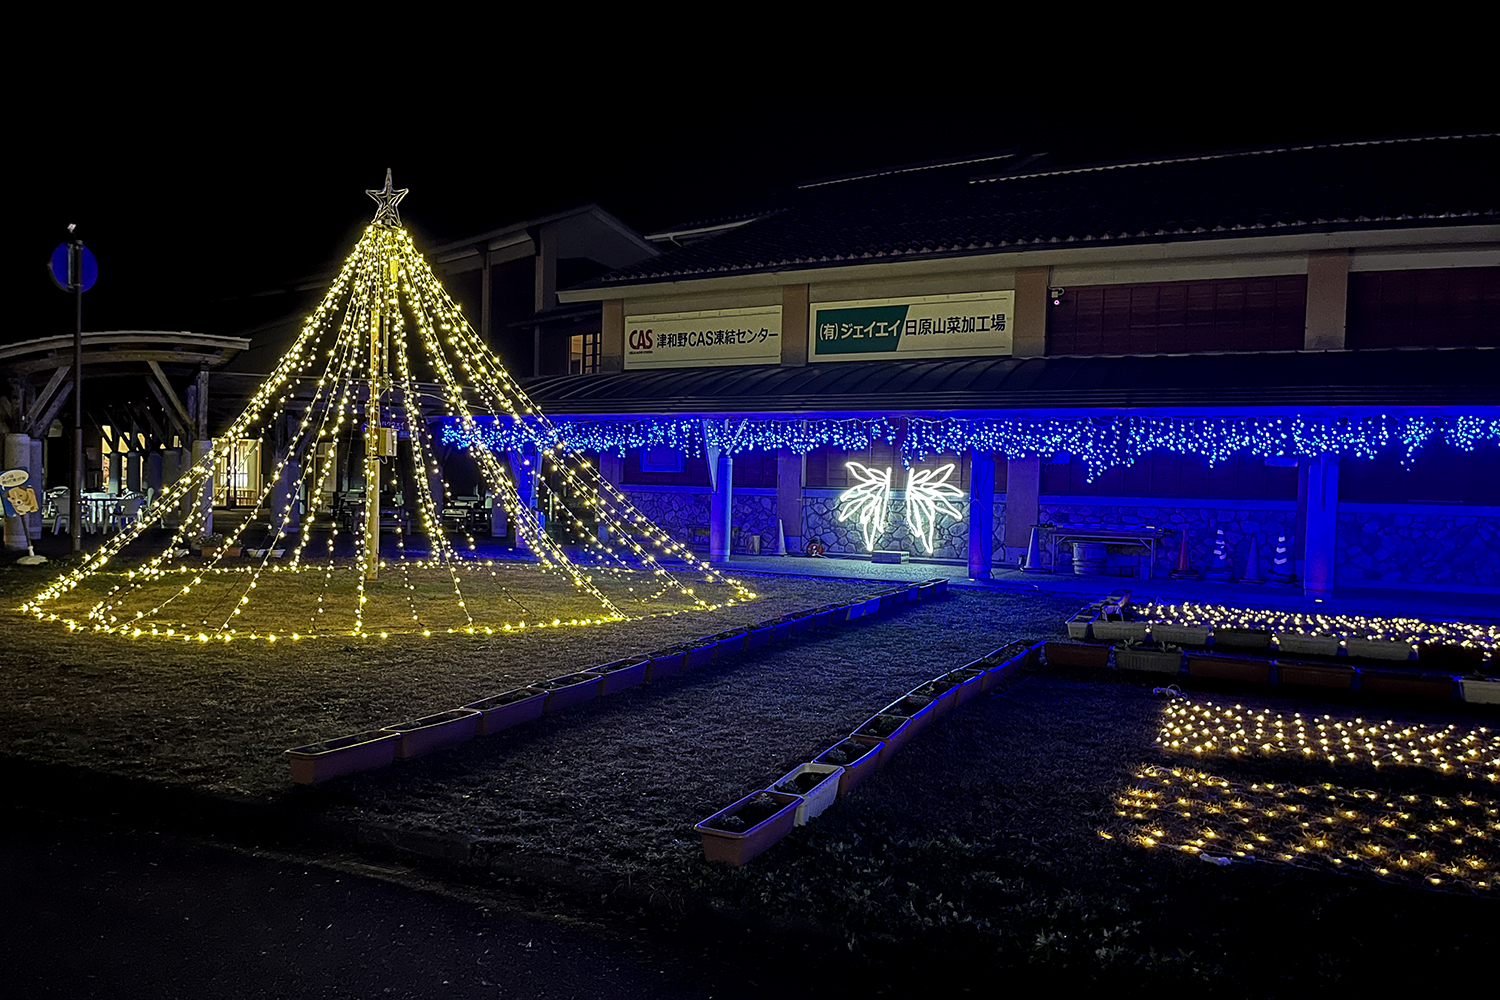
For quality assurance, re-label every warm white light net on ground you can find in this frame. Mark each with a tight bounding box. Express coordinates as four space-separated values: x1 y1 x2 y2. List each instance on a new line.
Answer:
24 211 755 642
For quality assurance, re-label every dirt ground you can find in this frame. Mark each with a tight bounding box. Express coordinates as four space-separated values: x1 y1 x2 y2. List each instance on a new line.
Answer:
7 556 1499 992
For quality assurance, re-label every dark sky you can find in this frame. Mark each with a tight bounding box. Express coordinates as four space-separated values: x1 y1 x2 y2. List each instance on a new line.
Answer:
13 60 1492 344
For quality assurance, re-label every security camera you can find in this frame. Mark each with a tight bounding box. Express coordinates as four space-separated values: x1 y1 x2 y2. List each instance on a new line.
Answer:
1048 287 1064 305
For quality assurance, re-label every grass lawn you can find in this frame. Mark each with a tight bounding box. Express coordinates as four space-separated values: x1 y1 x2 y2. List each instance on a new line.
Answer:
5 556 1497 993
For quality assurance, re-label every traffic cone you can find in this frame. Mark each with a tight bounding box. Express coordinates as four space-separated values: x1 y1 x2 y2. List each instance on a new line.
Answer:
1170 531 1199 580
1205 528 1233 581
1241 538 1265 584
776 518 787 556
1022 525 1049 573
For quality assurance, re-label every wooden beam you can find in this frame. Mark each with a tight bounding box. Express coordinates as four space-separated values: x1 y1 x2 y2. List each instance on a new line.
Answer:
147 361 193 431
145 378 191 443
22 366 70 436
7 351 231 375
27 379 73 441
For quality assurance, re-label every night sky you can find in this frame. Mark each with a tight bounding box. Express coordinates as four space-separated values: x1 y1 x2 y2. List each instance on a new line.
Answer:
12 63 1490 346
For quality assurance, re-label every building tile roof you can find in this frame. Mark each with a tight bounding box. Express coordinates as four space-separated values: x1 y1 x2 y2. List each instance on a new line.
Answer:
518 347 1500 416
577 135 1499 288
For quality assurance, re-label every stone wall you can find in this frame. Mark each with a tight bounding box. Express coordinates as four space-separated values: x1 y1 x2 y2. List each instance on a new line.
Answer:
1039 498 1298 579
621 488 708 545
802 490 969 560
1336 506 1500 587
733 492 777 553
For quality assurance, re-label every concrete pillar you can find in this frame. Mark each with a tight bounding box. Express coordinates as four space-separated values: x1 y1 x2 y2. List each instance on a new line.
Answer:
191 439 213 536
781 285 809 367
507 449 536 549
968 451 995 579
1304 250 1350 351
125 444 141 493
146 451 163 493
1301 454 1339 599
1002 456 1041 563
29 437 43 538
1012 267 1050 358
775 449 805 554
600 299 625 373
709 451 733 565
4 432 34 551
108 450 122 494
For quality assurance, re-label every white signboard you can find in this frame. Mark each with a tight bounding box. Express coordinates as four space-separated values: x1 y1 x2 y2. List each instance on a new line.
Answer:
624 306 782 370
810 290 1014 362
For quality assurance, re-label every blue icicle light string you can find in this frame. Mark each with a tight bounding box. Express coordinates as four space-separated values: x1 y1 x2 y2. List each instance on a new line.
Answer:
441 413 1500 481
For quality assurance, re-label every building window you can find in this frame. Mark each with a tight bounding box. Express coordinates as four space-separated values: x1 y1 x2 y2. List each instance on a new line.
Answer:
570 331 601 374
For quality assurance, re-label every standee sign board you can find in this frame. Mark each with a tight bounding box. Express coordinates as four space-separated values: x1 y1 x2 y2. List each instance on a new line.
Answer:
624 306 782 370
810 290 1014 362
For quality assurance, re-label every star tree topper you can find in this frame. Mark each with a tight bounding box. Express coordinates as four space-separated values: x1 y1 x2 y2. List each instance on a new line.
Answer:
366 168 409 228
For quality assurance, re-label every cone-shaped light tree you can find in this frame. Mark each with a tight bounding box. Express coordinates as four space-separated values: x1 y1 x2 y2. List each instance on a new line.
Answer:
24 173 756 642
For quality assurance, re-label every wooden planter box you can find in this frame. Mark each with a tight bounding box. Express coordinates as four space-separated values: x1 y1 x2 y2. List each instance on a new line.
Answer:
1275 633 1342 658
1187 653 1271 684
645 648 686 682
535 672 603 713
1418 642 1487 672
1090 619 1149 643
1213 628 1271 651
1359 669 1454 700
464 687 547 735
683 641 716 671
853 714 915 762
878 694 938 737
1149 623 1210 647
384 709 480 759
587 656 650 695
695 790 801 866
285 729 399 784
1115 646 1184 675
1044 641 1111 669
816 738 883 795
907 677 960 718
1346 637 1416 662
772 764 844 825
1460 678 1500 705
1276 661 1355 690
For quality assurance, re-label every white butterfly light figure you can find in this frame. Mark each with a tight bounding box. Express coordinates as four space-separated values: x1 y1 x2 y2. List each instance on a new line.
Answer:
905 463 965 555
837 462 893 551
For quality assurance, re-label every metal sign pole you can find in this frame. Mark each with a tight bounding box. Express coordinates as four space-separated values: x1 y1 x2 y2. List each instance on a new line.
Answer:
71 239 83 555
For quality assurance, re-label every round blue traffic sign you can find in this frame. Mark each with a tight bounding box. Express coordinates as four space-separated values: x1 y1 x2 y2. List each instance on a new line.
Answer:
49 242 97 292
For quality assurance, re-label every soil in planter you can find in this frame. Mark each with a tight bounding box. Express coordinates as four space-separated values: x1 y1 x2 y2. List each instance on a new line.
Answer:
471 688 537 708
818 740 872 766
911 679 957 699
703 792 784 832
857 715 905 738
536 674 594 689
775 771 829 795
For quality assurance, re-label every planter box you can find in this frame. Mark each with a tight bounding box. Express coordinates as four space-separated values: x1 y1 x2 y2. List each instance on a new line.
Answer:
1213 628 1271 651
1275 661 1355 689
853 714 915 762
859 595 884 617
645 648 686 683
826 603 852 626
917 580 937 600
1359 669 1454 700
1115 646 1184 675
945 666 987 706
384 709 480 759
1065 613 1097 640
285 729 399 784
905 583 923 602
927 578 949 597
811 605 836 629
744 623 774 650
1418 642 1487 672
815 738 883 795
710 628 748 660
1460 678 1500 705
1044 641 1111 669
1275 633 1342 658
586 656 650 695
463 687 547 735
1187 653 1271 684
1090 619 1149 643
878 694 938 737
771 764 844 825
1345 637 1416 662
536 672 603 713
695 790 801 866
788 611 815 636
1149 623 1210 647
907 677 960 718
683 641 716 672
877 590 906 614
760 617 793 643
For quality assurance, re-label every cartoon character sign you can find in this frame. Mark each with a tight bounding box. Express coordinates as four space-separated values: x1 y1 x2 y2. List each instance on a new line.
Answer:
0 468 39 518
